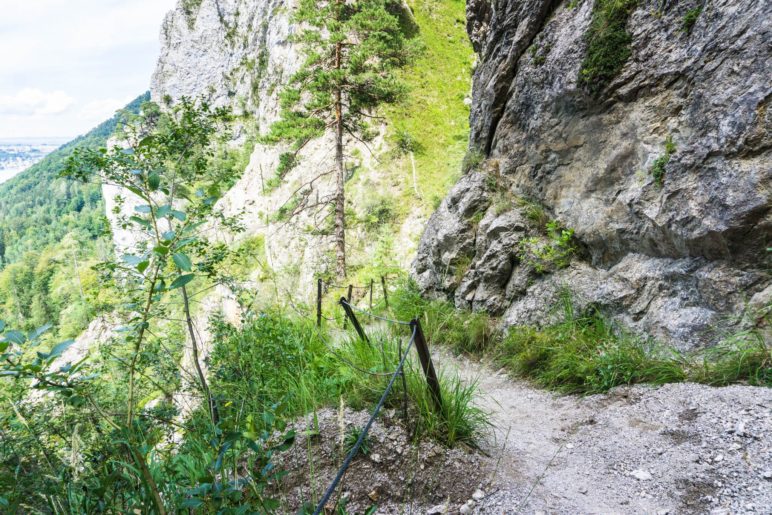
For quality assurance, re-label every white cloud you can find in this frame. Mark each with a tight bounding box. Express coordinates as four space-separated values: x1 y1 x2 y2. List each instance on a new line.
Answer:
0 88 75 116
0 0 177 138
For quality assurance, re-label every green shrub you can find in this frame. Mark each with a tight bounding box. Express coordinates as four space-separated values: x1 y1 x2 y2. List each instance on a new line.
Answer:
389 279 496 355
518 220 577 273
649 135 676 186
579 0 639 96
386 283 771 396
209 313 341 429
689 330 772 386
681 7 702 33
496 302 686 394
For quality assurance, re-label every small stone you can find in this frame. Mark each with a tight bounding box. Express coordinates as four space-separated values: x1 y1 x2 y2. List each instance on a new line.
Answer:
471 489 485 501
370 453 382 463
761 470 772 480
566 443 574 449
579 486 588 494
735 422 746 436
368 490 379 502
631 469 653 481
427 503 448 515
459 501 476 514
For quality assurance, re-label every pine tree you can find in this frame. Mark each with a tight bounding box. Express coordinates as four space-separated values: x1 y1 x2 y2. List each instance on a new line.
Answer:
266 0 415 279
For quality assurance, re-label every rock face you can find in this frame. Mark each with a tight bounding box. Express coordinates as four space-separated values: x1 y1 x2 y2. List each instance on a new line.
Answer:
414 0 771 349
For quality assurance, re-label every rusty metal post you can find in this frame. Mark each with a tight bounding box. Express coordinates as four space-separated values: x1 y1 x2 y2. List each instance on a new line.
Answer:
381 275 389 308
316 278 323 327
410 318 442 413
369 279 374 310
340 297 369 343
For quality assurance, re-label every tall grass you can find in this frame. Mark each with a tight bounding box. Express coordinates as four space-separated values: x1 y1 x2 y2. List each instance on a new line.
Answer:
208 312 489 447
335 330 490 446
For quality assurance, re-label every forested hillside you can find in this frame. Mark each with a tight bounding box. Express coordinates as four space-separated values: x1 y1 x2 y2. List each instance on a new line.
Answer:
0 93 148 336
0 93 149 264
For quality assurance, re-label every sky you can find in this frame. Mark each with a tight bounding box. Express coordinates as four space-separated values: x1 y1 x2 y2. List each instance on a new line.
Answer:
0 0 178 139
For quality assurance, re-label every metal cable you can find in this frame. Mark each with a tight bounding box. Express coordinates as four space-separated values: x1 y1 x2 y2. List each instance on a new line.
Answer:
312 325 418 515
339 299 412 326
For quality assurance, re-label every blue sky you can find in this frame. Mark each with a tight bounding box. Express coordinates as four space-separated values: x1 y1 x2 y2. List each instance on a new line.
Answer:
0 0 178 139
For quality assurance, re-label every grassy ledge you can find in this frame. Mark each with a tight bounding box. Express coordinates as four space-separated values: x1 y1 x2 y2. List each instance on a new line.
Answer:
387 280 772 394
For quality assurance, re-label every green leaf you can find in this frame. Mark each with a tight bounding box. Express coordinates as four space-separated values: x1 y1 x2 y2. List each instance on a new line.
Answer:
134 205 152 214
148 173 161 191
136 261 150 273
29 324 52 341
180 499 203 509
153 245 169 256
157 205 172 218
122 254 143 266
4 331 25 345
169 274 195 290
173 253 193 271
170 210 187 221
129 216 152 229
0 320 6 332
49 340 76 358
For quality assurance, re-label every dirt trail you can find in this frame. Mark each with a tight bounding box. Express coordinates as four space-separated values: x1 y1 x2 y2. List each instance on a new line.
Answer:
434 349 772 514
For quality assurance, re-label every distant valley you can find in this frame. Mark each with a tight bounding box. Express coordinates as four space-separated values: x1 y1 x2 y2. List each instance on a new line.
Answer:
0 138 68 183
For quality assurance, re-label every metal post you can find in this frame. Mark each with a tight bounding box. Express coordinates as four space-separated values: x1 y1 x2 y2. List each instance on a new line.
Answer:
340 297 369 343
316 278 323 327
410 319 442 413
343 285 354 329
381 275 389 308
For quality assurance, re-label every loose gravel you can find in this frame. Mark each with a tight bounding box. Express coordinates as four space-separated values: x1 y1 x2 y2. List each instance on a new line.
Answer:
439 349 772 514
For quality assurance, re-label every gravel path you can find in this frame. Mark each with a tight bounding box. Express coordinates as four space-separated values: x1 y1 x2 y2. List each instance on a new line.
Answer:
434 349 772 514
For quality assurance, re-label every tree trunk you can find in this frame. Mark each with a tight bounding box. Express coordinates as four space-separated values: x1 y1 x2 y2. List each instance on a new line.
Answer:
334 38 346 279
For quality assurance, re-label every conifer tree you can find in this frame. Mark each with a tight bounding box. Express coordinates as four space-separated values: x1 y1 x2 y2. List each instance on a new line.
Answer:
266 0 414 279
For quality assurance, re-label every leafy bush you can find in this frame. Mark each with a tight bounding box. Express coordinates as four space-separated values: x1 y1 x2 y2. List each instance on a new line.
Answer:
496 303 686 394
649 135 677 186
579 0 638 96
517 220 577 273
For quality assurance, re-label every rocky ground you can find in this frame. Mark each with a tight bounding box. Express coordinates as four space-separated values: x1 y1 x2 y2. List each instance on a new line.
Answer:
267 348 771 514
438 349 772 515
269 406 492 513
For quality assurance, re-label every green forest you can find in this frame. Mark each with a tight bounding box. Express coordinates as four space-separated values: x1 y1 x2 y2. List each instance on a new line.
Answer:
0 94 148 337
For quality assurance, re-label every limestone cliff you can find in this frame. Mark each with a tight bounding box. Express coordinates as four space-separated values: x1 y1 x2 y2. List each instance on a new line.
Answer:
414 0 771 349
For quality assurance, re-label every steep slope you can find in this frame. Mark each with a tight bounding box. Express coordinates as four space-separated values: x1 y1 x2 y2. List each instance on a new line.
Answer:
414 0 771 349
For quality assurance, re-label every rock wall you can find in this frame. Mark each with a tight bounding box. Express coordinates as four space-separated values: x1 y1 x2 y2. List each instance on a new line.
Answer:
414 0 771 349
